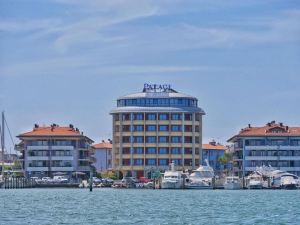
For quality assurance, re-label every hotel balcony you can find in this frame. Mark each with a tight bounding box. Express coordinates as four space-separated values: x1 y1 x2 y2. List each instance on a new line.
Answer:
245 156 278 161
245 145 300 151
77 166 90 171
27 167 49 172
27 145 74 150
51 167 74 172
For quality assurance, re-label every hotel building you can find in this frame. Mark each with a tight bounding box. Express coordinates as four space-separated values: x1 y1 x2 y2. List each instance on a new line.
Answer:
92 140 112 172
110 84 205 178
16 124 94 177
228 121 300 176
202 141 227 174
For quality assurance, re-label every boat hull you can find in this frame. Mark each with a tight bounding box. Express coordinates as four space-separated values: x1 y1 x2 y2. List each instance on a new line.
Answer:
224 183 241 190
161 181 182 189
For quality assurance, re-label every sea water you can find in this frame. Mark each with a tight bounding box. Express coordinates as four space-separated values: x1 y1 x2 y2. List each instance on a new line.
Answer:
0 189 299 225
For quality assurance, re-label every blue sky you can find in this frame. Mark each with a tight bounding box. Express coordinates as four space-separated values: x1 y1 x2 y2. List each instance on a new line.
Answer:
1 0 300 152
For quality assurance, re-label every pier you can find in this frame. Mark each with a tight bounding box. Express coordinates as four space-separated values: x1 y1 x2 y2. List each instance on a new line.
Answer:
3 177 36 189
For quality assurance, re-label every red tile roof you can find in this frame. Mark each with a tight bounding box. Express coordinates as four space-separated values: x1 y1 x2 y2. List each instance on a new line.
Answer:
92 142 112 149
228 122 300 142
202 144 227 151
17 125 92 142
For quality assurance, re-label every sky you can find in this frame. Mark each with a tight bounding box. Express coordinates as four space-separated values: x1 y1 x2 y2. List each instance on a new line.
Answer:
0 0 300 153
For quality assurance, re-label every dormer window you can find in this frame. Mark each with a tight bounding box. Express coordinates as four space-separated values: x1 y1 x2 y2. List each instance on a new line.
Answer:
268 127 286 133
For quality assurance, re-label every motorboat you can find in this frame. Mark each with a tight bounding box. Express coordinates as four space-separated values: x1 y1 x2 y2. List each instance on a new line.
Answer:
247 172 263 189
161 162 184 189
185 160 214 189
269 170 299 189
223 176 241 190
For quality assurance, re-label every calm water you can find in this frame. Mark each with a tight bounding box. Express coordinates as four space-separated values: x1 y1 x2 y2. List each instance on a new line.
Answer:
0 189 299 225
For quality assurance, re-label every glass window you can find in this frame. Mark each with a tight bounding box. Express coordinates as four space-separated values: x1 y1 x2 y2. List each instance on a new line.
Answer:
184 125 192 132
159 136 168 143
133 125 144 132
146 147 156 154
122 159 131 166
172 159 181 166
134 136 144 143
159 125 168 131
184 148 192 154
134 159 143 165
184 113 192 121
146 159 156 166
159 148 168 154
171 147 181 154
146 125 156 132
184 136 193 143
171 136 181 143
146 136 156 143
133 113 144 120
134 147 143 154
159 159 168 166
146 113 156 120
171 125 181 132
171 113 181 120
159 113 168 120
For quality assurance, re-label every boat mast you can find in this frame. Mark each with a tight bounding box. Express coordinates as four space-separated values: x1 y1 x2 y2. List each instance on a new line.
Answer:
1 111 4 176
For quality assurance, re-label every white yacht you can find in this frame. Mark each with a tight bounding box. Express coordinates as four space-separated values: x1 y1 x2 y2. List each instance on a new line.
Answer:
270 170 299 189
161 162 184 189
223 176 241 190
247 172 263 189
185 160 214 189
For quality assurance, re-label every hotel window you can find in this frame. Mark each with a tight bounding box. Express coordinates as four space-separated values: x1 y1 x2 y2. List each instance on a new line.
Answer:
195 136 199 144
159 147 168 154
184 159 192 166
133 159 143 166
195 114 200 121
122 148 130 154
195 125 200 132
172 159 182 166
184 148 192 154
122 113 131 121
134 147 144 154
171 147 181 154
159 113 169 120
114 125 120 132
122 125 131 132
159 159 168 166
146 159 156 166
134 136 144 143
32 140 48 146
159 136 168 143
290 140 300 146
184 136 193 143
171 136 181 143
122 136 131 143
184 113 192 121
146 113 156 120
171 113 181 120
146 147 156 154
146 125 156 132
171 125 181 132
159 125 169 132
146 136 156 143
122 159 131 166
133 125 144 132
195 148 199 154
184 125 192 132
114 114 120 121
133 113 144 120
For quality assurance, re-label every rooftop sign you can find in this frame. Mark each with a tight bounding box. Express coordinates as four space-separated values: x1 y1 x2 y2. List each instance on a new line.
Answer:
143 83 171 93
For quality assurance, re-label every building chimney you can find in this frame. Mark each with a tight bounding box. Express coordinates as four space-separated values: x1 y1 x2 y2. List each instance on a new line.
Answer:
34 124 39 128
248 124 251 128
69 124 74 129
279 122 283 127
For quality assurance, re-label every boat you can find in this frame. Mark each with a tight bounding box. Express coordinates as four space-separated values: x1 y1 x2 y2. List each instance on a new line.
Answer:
223 176 241 190
185 159 214 189
161 162 184 189
257 165 299 189
247 172 263 189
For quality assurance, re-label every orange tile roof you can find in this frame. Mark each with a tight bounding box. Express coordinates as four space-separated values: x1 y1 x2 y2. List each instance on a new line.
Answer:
92 142 112 149
228 122 300 142
17 125 90 139
202 144 227 151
